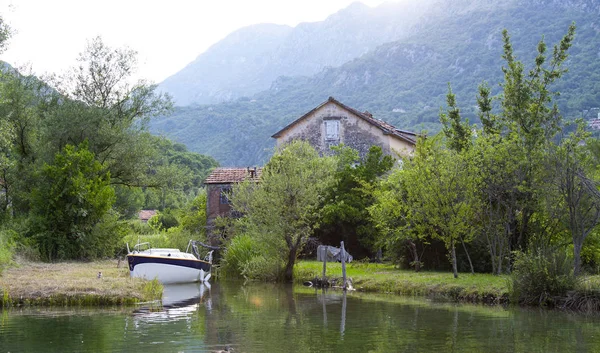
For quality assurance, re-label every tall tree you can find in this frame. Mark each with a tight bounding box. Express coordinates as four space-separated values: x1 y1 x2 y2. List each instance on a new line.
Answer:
319 145 394 258
546 124 600 275
0 72 44 214
43 36 172 187
496 24 575 250
400 136 479 278
231 141 336 281
369 163 424 271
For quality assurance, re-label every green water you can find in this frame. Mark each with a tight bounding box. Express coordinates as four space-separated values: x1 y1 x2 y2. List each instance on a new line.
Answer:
1 281 599 352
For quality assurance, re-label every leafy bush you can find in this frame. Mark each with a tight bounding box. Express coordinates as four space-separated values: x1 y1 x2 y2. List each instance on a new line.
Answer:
126 220 154 235
221 234 283 281
0 227 16 273
123 233 171 250
221 234 261 277
147 210 180 232
165 227 198 253
123 227 203 254
510 248 575 306
83 210 128 259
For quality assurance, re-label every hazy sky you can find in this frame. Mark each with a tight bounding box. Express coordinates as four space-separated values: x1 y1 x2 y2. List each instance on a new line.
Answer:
0 0 395 83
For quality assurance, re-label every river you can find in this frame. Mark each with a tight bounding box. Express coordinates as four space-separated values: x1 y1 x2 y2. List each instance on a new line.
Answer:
1 281 599 352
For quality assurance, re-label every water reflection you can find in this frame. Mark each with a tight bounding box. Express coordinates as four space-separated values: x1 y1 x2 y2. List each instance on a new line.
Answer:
2 282 600 352
131 282 211 323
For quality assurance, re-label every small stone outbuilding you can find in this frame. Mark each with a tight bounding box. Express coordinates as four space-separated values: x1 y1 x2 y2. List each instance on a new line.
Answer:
204 167 262 242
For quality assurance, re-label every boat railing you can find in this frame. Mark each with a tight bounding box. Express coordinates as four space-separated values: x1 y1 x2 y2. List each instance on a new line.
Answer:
132 242 152 253
186 240 214 263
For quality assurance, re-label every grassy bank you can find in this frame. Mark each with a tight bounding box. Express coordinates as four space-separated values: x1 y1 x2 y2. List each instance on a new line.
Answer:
294 260 509 304
0 259 162 307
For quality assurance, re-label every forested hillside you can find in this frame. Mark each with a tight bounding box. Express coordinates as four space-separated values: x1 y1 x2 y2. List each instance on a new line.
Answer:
151 0 600 166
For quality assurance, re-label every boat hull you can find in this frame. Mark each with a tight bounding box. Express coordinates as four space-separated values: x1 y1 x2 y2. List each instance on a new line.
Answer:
127 254 211 284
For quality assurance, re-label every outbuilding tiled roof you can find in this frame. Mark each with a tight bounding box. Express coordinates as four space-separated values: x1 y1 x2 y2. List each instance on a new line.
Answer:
204 167 262 184
138 209 157 221
272 97 420 145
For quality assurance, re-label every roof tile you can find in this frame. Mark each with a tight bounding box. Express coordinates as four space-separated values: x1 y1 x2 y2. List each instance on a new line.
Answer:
204 167 263 184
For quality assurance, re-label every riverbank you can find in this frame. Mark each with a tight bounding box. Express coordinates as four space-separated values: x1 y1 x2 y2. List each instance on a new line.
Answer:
295 261 600 308
295 260 510 304
0 259 162 307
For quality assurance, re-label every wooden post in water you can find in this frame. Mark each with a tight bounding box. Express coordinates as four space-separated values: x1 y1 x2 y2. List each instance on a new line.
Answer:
340 241 347 291
340 289 347 337
322 246 327 281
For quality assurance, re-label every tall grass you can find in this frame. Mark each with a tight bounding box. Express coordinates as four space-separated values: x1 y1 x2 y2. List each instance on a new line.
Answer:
509 248 575 306
221 234 283 281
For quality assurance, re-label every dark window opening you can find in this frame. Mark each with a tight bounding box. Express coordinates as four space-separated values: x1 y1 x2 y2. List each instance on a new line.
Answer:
220 186 232 204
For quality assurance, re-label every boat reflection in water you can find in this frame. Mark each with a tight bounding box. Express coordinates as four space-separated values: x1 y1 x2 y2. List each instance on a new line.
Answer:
132 282 211 323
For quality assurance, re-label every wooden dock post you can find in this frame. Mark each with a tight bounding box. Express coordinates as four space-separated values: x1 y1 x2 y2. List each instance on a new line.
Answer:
321 246 327 280
340 241 347 291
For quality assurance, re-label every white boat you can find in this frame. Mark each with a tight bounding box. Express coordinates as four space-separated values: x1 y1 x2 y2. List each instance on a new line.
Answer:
126 240 212 284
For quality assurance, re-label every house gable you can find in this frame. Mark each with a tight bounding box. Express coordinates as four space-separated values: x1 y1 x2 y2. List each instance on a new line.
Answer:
272 97 418 157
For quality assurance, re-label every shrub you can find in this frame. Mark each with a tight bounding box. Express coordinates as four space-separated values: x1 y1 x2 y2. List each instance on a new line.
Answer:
126 220 154 235
221 234 261 277
221 234 283 281
0 227 16 273
84 210 128 259
165 227 201 253
510 248 575 306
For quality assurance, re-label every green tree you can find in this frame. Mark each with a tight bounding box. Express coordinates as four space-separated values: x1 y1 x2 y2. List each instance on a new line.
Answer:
495 24 575 250
319 145 394 258
468 133 523 274
546 124 600 275
177 190 208 235
43 37 172 187
0 71 44 215
369 164 424 271
443 24 577 263
31 142 115 260
439 83 472 153
231 140 336 281
400 136 479 278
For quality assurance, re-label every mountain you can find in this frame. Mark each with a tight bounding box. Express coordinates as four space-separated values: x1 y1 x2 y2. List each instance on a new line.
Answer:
158 1 436 106
150 0 600 166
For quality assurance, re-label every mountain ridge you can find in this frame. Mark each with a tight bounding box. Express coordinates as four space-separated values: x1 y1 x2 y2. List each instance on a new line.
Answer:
159 0 436 105
150 0 600 166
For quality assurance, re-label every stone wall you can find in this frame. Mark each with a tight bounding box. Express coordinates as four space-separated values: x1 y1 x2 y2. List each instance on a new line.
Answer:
276 102 391 159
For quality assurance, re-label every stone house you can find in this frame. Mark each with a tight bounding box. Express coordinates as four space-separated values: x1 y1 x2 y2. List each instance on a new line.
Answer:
204 167 261 241
272 96 418 158
203 97 417 241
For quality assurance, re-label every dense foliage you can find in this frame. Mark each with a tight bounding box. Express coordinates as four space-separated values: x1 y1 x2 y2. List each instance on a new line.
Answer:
0 34 217 262
218 24 600 302
228 141 336 281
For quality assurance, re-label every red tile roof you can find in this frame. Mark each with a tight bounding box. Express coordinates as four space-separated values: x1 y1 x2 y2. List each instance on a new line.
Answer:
204 167 263 184
138 209 157 221
272 96 420 145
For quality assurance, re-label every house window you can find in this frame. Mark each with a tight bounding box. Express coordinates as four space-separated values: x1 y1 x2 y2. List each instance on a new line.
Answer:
325 120 339 140
220 186 232 204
